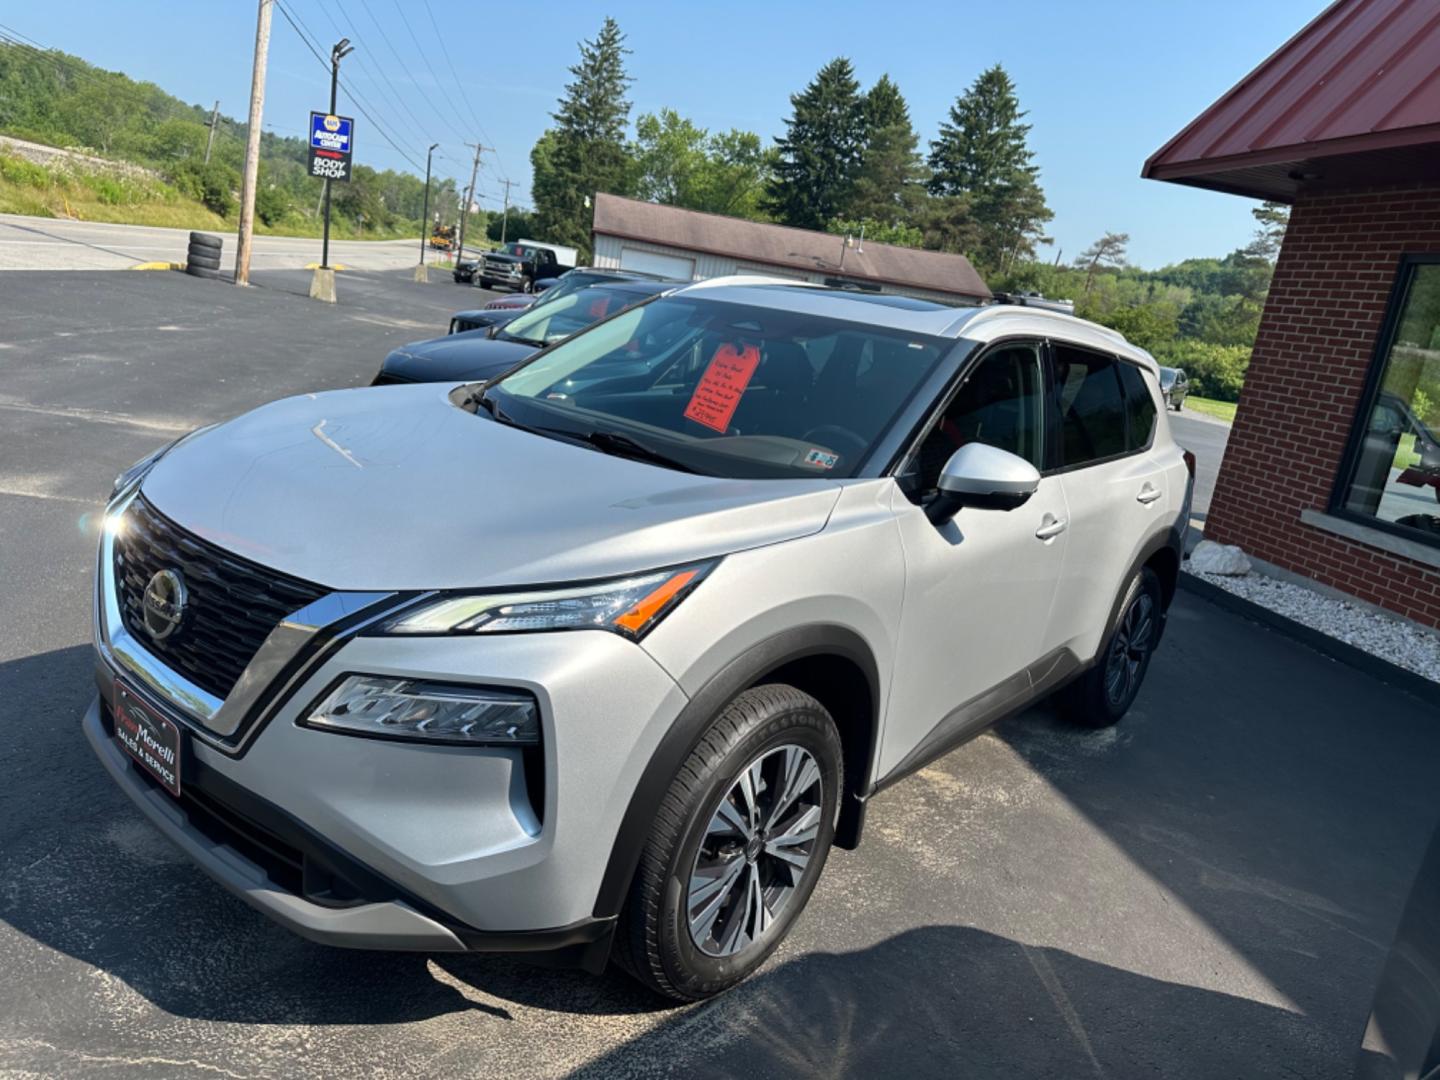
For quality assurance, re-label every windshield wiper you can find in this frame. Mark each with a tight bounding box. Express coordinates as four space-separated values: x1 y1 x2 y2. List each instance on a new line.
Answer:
497 330 546 348
527 425 697 473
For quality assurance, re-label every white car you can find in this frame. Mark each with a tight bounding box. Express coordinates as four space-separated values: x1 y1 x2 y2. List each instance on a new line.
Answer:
89 280 1193 1000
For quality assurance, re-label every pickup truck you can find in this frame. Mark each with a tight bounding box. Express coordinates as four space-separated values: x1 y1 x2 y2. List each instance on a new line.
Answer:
478 239 577 292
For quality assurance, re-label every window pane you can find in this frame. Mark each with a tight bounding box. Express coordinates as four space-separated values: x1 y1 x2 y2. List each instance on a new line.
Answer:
913 345 1045 490
1341 264 1440 540
1053 347 1128 466
1119 362 1158 452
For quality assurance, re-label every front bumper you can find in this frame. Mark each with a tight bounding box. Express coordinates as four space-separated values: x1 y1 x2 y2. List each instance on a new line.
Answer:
89 502 691 958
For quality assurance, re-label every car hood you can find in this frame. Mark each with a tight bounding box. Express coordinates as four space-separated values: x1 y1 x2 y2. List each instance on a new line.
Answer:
385 332 536 383
139 385 842 591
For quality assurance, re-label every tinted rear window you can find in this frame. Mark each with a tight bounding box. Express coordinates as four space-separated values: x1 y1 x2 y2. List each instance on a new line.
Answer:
1118 362 1158 452
1052 347 1127 466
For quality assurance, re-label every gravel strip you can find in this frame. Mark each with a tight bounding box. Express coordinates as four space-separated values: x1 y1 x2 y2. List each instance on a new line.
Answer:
1186 568 1440 684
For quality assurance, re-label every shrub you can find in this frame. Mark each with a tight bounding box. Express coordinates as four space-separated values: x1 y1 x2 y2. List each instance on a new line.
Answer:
92 175 126 205
0 152 53 188
1149 340 1251 401
254 185 292 226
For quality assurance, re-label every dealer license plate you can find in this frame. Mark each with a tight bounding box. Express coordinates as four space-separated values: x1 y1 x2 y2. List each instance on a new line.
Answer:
113 682 184 797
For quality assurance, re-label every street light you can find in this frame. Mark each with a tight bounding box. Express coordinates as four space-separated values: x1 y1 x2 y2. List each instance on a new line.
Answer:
319 38 354 272
419 142 439 267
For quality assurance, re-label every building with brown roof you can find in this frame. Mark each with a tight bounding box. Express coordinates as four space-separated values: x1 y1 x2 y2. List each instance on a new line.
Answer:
1145 0 1440 629
589 193 991 305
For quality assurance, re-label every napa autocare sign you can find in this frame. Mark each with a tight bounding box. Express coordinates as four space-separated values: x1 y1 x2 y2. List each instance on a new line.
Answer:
308 111 354 182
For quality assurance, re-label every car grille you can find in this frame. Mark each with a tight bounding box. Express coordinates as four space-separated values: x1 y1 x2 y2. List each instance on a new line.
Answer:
114 496 328 700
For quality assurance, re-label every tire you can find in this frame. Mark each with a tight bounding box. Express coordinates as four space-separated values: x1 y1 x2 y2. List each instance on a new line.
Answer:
1173 398 1184 412
186 251 221 271
188 232 222 251
186 265 226 280
1058 566 1163 728
479 280 492 290
521 277 533 294
614 684 842 1001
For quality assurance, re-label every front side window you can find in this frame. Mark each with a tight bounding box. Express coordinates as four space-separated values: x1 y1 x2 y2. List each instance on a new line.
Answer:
1336 260 1440 544
1052 346 1128 467
910 344 1045 493
487 296 948 479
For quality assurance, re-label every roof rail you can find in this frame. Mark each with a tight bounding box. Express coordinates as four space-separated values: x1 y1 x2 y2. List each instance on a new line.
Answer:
990 291 1075 316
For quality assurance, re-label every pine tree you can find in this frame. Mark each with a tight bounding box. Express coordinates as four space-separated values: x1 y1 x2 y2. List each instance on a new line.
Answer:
531 17 634 257
765 58 865 230
846 74 925 225
927 65 1052 272
1075 231 1130 299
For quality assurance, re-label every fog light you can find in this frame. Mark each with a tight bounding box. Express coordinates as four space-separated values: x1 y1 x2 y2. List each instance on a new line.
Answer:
304 676 539 745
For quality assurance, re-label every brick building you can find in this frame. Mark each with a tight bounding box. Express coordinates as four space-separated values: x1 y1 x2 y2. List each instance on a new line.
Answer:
1144 0 1440 629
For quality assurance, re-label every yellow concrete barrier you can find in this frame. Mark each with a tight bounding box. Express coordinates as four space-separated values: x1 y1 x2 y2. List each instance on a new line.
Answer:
128 261 184 271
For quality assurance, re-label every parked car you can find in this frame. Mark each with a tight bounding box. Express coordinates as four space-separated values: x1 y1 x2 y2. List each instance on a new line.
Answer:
373 278 672 385
485 266 678 313
478 239 578 292
452 255 481 284
89 279 1192 1002
1159 366 1189 410
448 308 521 335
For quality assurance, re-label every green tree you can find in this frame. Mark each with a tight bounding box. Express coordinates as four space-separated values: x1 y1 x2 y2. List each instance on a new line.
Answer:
847 74 925 224
531 16 634 258
927 65 1051 272
1244 200 1290 261
1076 231 1129 299
825 217 923 248
630 109 775 219
765 57 865 229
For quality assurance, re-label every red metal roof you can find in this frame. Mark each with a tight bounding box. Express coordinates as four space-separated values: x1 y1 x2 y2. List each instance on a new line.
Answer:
1144 0 1440 200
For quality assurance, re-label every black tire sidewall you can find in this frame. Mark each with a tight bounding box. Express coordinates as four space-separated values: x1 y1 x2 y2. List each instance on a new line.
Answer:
654 700 840 998
1091 566 1163 723
187 253 221 270
188 232 222 250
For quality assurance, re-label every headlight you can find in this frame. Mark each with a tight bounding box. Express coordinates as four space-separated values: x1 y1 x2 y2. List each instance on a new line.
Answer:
380 562 713 640
304 676 539 745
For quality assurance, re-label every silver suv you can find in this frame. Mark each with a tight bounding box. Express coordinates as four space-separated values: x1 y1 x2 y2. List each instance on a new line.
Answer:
88 279 1192 1001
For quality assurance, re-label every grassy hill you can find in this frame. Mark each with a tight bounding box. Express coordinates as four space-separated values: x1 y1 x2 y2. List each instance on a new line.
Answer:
0 40 462 240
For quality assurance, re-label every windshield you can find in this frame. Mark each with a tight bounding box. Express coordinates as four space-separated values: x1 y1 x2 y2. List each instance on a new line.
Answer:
1159 367 1177 388
498 285 640 347
485 295 949 479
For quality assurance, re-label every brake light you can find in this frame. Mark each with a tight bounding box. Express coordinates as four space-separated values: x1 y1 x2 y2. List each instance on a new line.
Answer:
1182 449 1197 479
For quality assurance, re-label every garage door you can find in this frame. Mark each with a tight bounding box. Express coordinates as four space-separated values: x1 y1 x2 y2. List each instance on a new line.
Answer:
619 247 696 281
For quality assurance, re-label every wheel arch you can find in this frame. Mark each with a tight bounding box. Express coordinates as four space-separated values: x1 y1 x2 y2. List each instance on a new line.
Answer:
592 624 881 922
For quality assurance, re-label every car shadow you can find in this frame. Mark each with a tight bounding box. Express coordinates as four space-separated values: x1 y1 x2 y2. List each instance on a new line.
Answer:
567 924 1381 1079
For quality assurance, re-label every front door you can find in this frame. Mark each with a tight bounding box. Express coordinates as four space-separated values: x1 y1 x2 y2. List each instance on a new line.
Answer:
879 342 1068 779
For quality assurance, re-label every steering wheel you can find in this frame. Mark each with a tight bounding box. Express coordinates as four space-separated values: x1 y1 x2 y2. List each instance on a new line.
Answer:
802 425 867 463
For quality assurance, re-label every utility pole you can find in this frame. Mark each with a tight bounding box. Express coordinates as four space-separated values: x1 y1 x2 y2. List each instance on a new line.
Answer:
417 142 439 276
455 142 489 263
234 0 272 286
203 100 220 165
319 38 354 272
498 177 517 245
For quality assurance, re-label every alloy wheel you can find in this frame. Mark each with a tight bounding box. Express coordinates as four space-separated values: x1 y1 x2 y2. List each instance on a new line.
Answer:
1104 589 1156 707
686 744 823 958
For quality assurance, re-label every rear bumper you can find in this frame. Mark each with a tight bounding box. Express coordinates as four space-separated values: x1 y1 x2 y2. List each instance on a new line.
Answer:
84 694 618 965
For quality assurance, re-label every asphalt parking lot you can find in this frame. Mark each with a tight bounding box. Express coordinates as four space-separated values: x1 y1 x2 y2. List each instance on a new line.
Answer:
2 268 1437 1078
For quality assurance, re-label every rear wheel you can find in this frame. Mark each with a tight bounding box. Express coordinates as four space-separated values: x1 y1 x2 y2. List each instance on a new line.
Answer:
1058 566 1162 728
615 684 841 1001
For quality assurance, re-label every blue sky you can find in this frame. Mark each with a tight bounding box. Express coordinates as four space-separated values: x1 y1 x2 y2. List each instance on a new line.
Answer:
8 1 1326 267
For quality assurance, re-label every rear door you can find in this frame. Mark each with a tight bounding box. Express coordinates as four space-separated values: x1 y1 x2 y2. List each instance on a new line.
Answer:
1044 344 1167 661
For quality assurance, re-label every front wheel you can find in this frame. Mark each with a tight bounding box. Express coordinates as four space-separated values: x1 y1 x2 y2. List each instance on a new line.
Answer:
1058 566 1163 728
614 684 841 1001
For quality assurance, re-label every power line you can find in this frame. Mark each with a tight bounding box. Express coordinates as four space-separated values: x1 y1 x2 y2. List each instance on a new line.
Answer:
272 0 423 172
387 0 471 138
419 0 494 153
309 0 441 150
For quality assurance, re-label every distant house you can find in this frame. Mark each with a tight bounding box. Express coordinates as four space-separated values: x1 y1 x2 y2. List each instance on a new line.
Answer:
589 193 991 306
1144 0 1440 629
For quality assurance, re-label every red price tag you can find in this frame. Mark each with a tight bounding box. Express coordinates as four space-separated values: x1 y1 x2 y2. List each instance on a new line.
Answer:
684 343 760 433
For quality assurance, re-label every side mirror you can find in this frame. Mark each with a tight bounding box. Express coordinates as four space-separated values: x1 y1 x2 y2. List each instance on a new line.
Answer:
926 443 1041 523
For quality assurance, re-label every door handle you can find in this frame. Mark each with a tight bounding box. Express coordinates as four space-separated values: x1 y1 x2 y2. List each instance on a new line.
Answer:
1136 484 1162 505
1035 515 1067 540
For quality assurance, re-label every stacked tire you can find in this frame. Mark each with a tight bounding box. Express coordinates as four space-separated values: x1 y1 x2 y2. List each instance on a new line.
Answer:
186 232 224 280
